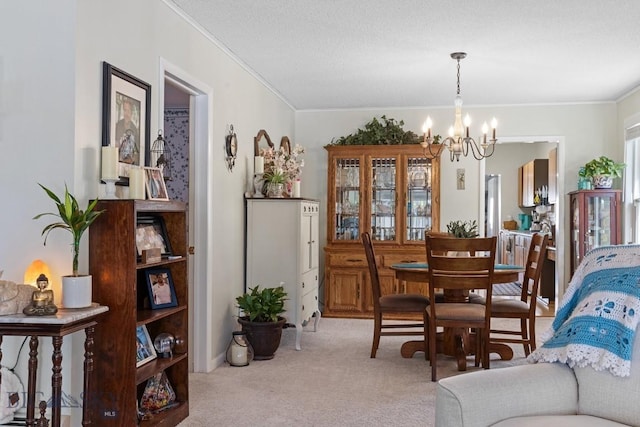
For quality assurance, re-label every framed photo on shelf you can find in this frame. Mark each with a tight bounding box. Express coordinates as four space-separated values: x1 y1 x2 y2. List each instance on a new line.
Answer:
136 325 157 367
144 268 178 309
135 215 173 259
144 167 169 201
101 61 151 185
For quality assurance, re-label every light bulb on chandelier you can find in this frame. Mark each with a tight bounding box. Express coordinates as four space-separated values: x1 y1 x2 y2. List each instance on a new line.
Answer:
420 52 498 162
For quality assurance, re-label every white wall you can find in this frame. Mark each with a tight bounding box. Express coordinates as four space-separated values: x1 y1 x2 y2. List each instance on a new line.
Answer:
1 0 295 421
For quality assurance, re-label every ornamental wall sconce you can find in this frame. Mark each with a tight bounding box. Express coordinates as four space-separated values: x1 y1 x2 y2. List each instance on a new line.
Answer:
225 125 238 171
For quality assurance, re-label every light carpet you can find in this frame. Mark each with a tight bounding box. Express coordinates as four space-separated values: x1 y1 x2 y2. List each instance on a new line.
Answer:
181 316 554 427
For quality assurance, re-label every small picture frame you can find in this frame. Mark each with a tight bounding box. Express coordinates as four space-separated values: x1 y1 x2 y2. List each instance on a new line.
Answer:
145 268 178 309
144 167 169 200
135 215 173 259
136 325 157 367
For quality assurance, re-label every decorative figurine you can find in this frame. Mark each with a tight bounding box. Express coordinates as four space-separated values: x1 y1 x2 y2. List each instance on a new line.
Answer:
23 274 58 316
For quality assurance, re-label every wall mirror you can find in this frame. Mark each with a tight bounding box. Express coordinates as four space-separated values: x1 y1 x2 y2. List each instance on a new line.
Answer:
280 136 291 155
254 129 273 156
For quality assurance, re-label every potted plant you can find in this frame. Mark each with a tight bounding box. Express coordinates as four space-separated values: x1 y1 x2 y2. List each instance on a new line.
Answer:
263 168 287 198
446 220 479 238
579 156 625 189
33 184 104 308
236 285 288 360
327 115 426 146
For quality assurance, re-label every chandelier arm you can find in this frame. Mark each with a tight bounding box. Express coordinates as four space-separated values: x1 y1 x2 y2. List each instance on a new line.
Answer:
424 141 441 159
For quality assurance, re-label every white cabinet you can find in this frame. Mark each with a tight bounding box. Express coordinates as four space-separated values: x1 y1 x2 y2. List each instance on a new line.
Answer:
245 198 321 350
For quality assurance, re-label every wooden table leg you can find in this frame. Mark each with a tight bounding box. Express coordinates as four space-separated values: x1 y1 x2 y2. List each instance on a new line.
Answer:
51 336 63 427
82 325 95 426
27 336 39 427
489 342 514 360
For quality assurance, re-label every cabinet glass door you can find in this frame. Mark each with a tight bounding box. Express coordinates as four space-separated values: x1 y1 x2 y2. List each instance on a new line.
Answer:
406 156 433 241
335 158 360 241
586 194 613 251
571 195 581 269
370 157 397 241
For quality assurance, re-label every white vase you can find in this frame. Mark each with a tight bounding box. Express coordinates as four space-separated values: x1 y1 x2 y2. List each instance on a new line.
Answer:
62 275 93 308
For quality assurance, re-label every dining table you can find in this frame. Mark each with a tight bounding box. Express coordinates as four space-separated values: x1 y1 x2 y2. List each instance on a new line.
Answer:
390 262 525 371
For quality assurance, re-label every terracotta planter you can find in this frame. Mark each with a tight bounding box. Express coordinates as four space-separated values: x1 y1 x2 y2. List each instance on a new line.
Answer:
237 316 286 360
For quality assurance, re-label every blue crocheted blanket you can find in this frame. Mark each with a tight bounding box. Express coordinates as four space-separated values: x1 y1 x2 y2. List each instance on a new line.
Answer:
528 244 640 377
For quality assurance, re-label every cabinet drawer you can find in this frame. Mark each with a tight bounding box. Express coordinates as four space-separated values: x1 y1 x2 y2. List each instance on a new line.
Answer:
327 253 368 267
381 253 425 268
301 289 318 320
301 269 318 294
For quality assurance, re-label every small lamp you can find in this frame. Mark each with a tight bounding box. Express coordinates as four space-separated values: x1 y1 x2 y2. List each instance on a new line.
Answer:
24 259 51 286
226 331 254 367
150 130 172 181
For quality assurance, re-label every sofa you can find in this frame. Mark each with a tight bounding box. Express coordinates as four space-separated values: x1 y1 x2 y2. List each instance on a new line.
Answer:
436 245 640 427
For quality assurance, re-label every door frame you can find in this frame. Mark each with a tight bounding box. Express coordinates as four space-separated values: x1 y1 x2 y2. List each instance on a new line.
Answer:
159 57 215 372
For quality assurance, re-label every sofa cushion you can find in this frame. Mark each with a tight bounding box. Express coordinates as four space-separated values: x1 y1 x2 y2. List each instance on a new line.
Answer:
574 323 640 425
492 414 629 427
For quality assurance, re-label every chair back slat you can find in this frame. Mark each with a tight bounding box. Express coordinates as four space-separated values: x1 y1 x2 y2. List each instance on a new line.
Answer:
519 233 549 301
425 236 497 295
362 232 382 307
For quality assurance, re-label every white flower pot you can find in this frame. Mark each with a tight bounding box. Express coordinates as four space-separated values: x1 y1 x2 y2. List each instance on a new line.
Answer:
62 275 92 308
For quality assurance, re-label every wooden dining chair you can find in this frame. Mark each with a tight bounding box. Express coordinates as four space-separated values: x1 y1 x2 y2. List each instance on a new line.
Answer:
489 233 548 356
425 235 497 381
361 232 430 359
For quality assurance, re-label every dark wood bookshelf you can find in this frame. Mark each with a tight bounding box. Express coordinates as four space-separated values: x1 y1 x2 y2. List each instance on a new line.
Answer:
89 199 189 426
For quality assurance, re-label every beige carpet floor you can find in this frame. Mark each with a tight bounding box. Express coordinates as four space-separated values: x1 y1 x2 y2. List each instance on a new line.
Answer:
181 316 554 427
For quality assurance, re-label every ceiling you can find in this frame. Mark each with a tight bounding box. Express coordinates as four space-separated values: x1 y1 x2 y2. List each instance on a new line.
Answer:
167 0 640 111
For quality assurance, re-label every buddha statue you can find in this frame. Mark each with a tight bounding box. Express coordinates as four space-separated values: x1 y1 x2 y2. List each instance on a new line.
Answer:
23 274 58 316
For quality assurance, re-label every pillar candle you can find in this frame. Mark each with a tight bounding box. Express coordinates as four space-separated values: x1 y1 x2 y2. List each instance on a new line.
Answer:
101 146 119 180
293 180 301 198
254 156 264 174
129 167 145 199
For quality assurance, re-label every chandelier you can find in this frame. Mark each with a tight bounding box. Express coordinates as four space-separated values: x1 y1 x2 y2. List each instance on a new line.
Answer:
421 52 498 162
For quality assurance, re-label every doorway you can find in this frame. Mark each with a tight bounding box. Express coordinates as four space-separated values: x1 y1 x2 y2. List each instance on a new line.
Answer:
160 59 214 372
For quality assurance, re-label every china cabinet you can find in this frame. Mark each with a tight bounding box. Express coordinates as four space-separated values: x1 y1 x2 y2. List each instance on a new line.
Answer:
245 198 321 349
569 189 622 275
89 200 189 426
324 144 441 317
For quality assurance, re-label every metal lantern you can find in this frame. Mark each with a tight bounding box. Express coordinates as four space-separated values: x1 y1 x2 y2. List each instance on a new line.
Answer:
226 331 254 367
151 130 172 181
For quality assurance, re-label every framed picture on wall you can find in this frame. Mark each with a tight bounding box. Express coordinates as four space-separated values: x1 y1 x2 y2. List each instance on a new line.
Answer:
101 61 151 185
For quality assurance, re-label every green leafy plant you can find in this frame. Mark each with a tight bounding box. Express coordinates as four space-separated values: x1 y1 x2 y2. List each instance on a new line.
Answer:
446 220 479 238
327 115 427 146
236 285 288 322
33 184 104 276
263 169 287 184
579 156 625 178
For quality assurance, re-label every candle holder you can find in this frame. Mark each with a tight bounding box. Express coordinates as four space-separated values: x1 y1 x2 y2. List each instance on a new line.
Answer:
253 173 265 198
103 178 119 199
226 331 254 367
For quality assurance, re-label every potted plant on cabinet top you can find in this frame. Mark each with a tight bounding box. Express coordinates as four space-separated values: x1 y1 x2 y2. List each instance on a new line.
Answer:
236 285 288 360
446 220 479 238
33 184 104 308
579 156 625 189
